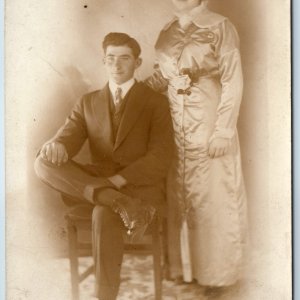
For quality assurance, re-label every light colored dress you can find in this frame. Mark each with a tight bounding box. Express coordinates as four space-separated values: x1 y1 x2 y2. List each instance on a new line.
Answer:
147 4 247 286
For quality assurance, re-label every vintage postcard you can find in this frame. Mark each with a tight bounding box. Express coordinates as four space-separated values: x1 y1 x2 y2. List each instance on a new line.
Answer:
5 0 291 299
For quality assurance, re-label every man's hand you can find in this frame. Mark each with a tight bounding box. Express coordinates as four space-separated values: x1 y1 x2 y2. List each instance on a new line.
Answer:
40 141 68 166
208 138 230 158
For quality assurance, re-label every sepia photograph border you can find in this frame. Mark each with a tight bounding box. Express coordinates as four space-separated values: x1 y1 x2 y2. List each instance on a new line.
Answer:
4 0 294 299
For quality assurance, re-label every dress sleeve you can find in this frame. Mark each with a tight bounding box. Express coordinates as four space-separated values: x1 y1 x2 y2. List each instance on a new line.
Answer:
210 19 243 141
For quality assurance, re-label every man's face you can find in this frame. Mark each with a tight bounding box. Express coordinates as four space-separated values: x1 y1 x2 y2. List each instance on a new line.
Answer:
103 45 141 85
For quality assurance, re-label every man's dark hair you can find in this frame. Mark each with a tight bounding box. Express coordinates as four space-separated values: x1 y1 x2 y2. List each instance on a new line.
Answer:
102 32 141 58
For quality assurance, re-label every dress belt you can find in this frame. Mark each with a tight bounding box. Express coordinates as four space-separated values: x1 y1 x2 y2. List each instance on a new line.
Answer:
177 88 192 95
169 68 219 95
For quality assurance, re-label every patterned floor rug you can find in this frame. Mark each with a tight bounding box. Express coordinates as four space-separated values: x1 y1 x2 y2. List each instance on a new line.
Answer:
42 214 272 300
75 255 207 300
58 254 249 300
48 225 261 300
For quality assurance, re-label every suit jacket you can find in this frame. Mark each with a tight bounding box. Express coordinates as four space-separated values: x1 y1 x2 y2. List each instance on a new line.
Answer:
52 81 174 208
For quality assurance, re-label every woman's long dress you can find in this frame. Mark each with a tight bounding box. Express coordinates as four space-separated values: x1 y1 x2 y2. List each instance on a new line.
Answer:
148 5 248 286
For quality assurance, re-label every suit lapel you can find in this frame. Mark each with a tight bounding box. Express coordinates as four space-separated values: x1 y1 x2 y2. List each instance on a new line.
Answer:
114 82 148 150
92 84 114 152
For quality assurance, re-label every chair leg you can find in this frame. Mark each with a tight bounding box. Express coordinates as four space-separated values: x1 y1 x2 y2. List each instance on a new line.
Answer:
162 217 171 280
152 217 162 300
67 222 80 300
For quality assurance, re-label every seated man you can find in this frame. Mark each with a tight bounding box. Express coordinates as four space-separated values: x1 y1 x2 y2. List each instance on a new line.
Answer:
34 32 174 300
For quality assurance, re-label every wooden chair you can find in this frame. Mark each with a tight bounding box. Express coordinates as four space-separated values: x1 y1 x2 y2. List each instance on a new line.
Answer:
65 204 168 300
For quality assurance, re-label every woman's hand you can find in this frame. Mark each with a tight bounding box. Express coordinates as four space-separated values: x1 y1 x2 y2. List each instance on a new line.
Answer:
208 138 230 158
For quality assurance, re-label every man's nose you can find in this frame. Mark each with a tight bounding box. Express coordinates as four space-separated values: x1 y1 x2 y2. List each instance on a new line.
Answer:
112 58 122 68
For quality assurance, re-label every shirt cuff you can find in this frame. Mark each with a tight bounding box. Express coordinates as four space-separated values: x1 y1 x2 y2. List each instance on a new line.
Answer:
108 174 127 190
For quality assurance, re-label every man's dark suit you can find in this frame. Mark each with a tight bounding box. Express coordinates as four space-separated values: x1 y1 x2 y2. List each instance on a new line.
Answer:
35 81 174 299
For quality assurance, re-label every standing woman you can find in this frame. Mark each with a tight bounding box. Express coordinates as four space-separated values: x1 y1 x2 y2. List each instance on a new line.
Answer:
146 0 248 294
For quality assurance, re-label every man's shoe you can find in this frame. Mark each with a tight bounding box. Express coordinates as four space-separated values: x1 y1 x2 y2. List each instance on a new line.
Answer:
112 195 156 242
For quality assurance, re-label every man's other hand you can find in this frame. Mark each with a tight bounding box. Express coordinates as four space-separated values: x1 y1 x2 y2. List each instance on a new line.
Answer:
40 141 68 166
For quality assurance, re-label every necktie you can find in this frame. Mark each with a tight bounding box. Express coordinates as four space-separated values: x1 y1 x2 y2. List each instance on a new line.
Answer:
112 87 123 138
115 87 123 112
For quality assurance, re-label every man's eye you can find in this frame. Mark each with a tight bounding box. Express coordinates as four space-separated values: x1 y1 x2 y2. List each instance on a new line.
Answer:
105 56 130 63
120 57 130 61
106 56 114 62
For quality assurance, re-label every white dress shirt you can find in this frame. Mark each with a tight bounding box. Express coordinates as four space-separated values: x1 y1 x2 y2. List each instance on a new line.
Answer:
109 78 135 105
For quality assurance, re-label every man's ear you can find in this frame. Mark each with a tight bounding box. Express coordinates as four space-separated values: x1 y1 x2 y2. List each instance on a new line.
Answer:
135 57 142 69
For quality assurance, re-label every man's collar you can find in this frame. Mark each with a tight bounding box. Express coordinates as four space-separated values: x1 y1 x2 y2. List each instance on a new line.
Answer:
109 78 136 98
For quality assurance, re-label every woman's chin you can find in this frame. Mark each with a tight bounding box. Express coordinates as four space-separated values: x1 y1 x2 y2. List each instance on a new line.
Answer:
172 0 200 11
